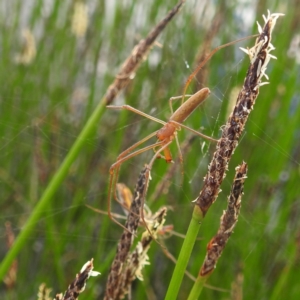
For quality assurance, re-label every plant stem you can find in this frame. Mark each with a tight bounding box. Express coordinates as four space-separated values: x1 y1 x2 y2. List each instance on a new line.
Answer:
187 275 208 300
270 245 296 300
164 206 203 300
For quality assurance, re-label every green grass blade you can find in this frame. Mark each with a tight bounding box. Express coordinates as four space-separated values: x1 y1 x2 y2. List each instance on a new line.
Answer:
165 206 203 300
0 99 106 281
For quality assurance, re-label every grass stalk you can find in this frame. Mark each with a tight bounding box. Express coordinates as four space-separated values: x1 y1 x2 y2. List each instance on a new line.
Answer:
270 245 297 300
187 275 207 300
164 206 203 300
165 11 283 299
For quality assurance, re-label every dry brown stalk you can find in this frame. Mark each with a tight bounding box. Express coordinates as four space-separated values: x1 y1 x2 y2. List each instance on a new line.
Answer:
33 120 49 184
3 221 17 289
55 259 100 300
14 29 36 65
195 12 284 215
104 166 151 300
231 266 244 300
71 1 89 38
200 162 248 276
116 208 168 299
104 0 185 105
194 3 225 89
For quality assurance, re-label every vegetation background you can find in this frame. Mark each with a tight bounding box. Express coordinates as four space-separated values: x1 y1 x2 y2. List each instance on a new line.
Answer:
0 0 299 299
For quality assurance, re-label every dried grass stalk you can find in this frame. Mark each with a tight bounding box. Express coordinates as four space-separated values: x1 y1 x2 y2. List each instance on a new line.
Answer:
104 0 185 104
14 29 36 65
71 1 89 38
116 208 168 299
104 166 151 299
200 162 248 276
195 11 284 215
55 259 100 300
194 3 225 88
3 221 17 289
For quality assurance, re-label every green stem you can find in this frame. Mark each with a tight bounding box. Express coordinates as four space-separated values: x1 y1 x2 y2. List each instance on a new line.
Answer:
270 245 296 300
188 274 208 300
165 206 204 300
0 99 107 281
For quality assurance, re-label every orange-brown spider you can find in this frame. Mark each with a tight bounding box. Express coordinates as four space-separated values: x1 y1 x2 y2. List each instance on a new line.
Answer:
106 35 258 232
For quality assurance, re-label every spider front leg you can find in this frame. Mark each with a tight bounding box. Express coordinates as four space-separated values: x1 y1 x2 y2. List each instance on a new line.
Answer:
169 94 194 114
107 139 166 232
110 131 159 201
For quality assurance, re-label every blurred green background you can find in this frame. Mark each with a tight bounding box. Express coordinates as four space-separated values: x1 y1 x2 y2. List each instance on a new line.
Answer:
0 0 299 299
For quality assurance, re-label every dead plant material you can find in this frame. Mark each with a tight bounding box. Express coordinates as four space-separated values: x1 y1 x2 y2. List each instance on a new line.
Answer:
104 0 185 105
200 162 248 276
194 3 225 88
37 283 52 300
14 29 36 65
105 166 151 299
33 120 49 184
55 259 100 300
195 12 284 215
3 221 17 289
116 208 167 299
231 265 244 300
71 1 89 38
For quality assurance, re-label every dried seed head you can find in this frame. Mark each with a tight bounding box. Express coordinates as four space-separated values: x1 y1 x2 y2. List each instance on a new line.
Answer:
196 11 283 214
115 207 168 299
37 283 52 300
14 29 36 65
105 166 151 299
56 259 99 300
200 162 248 276
71 1 89 38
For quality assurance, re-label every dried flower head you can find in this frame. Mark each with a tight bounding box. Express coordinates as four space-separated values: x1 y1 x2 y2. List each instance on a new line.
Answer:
14 29 36 65
200 162 248 276
116 208 168 299
37 283 52 300
71 1 89 38
196 11 284 215
55 259 100 300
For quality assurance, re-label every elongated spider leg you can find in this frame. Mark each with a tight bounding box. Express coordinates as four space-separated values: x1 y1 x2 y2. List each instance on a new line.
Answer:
107 105 167 126
169 94 194 113
86 204 127 220
112 131 159 201
107 140 166 232
182 34 259 100
110 134 161 203
173 133 185 184
152 143 174 163
87 204 196 281
159 239 196 281
170 120 218 142
108 142 163 230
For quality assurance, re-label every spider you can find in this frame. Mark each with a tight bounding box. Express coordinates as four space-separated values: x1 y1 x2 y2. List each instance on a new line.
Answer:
106 34 258 232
